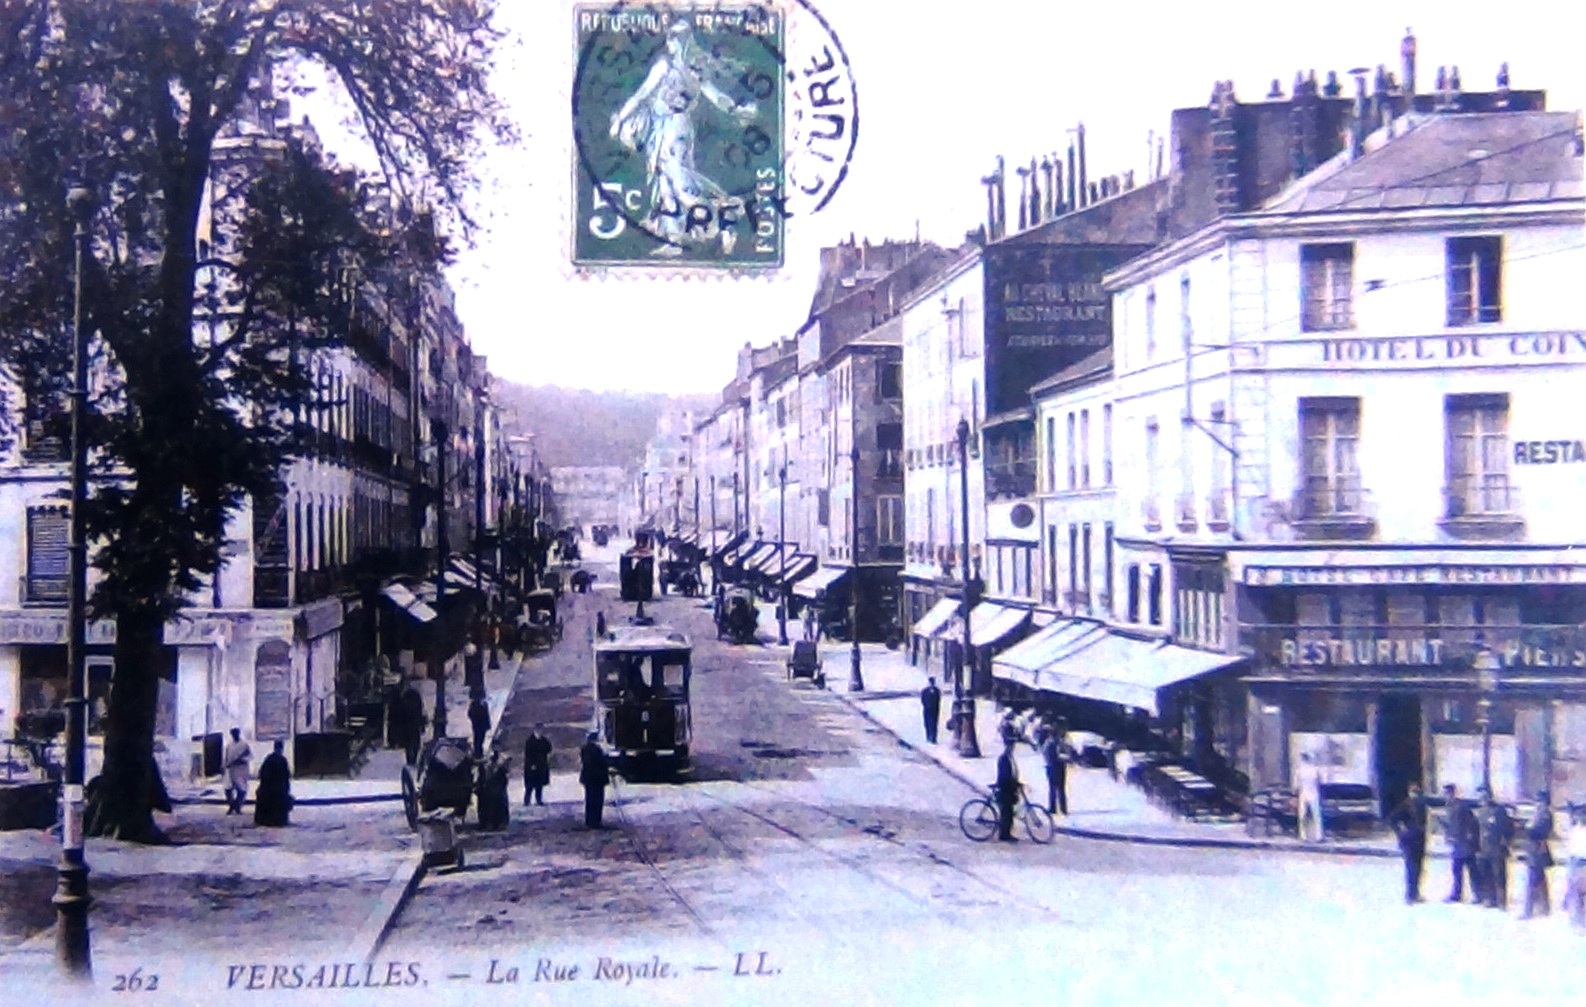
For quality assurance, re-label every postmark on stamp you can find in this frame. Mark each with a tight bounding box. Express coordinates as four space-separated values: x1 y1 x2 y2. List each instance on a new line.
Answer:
571 2 857 272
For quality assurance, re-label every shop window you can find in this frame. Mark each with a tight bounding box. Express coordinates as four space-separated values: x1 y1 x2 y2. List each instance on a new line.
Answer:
1300 243 1355 331
25 506 69 604
1444 394 1511 516
1299 397 1362 516
1446 235 1502 326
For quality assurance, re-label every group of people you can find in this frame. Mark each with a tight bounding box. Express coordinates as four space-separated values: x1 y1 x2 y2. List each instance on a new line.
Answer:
219 727 293 827
469 724 612 831
1389 781 1586 926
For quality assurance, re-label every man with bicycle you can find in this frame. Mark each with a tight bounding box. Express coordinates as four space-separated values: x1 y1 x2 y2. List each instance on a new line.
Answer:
996 737 1021 842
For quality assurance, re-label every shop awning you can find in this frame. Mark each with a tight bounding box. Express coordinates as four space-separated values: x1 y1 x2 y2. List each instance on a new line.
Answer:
999 626 1243 715
776 553 818 586
740 542 778 570
711 531 749 561
970 603 1031 649
912 597 961 638
381 582 437 624
792 566 849 599
748 543 794 574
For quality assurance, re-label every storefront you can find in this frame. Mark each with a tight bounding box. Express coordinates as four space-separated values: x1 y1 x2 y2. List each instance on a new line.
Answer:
1235 557 1586 812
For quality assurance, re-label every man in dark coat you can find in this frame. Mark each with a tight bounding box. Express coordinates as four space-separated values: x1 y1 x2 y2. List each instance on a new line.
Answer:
400 685 425 766
467 692 491 760
995 739 1020 842
254 740 293 827
919 677 941 744
523 725 553 807
1521 789 1555 919
1039 724 1070 817
579 732 611 829
1387 782 1429 904
1443 784 1481 903
476 752 511 831
1476 787 1514 909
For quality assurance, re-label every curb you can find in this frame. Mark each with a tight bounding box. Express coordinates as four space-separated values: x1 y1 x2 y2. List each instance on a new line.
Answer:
173 793 402 808
826 684 1406 860
355 852 428 964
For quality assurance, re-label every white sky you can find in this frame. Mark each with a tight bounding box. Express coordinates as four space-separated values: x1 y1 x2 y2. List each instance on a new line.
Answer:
418 0 1583 395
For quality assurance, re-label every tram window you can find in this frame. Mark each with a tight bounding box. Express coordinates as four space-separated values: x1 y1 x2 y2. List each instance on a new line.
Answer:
596 654 630 699
656 652 690 695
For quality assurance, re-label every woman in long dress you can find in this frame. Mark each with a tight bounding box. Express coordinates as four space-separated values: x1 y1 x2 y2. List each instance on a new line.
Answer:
609 19 759 255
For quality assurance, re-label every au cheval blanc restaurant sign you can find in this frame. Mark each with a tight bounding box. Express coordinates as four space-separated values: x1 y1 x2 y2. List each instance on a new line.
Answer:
1244 565 1586 587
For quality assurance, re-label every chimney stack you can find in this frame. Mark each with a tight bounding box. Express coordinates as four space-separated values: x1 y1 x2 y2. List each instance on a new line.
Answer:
1401 28 1417 95
1076 122 1089 208
995 154 1007 238
1348 67 1370 157
1015 162 1031 231
1041 157 1055 219
1066 141 1077 211
1210 80 1241 214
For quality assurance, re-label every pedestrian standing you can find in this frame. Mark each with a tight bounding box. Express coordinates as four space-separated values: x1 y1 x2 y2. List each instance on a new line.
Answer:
1520 790 1555 919
995 738 1020 842
579 731 611 829
1387 782 1429 904
464 641 484 697
1563 805 1586 931
477 752 511 831
1476 786 1514 910
221 727 253 816
400 685 425 766
1040 724 1070 816
468 691 491 760
802 606 817 643
254 740 293 827
596 611 608 639
523 725 552 807
919 677 941 744
1443 784 1481 902
1295 752 1325 842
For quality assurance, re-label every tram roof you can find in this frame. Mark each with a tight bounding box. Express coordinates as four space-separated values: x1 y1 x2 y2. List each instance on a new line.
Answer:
594 623 692 652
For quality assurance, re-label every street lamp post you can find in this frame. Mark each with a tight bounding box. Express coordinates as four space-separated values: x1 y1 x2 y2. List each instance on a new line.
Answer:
54 185 95 978
1474 647 1500 794
732 472 741 537
954 418 981 758
432 420 449 740
777 465 789 646
708 474 718 590
848 445 864 692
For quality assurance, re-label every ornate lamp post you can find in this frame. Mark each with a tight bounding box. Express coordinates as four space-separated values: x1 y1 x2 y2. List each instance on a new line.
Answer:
54 185 95 978
777 464 789 646
954 417 981 758
848 445 864 692
1474 647 1500 794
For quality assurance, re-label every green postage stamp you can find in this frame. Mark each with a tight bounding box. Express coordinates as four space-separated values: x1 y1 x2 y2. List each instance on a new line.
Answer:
573 4 787 268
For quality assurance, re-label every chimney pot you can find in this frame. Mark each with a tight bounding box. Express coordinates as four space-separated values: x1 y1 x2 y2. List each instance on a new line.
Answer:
1268 78 1284 99
1401 28 1417 95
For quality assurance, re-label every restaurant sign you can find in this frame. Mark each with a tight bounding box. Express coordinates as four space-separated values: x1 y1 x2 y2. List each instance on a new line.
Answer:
1276 636 1586 669
1245 565 1586 587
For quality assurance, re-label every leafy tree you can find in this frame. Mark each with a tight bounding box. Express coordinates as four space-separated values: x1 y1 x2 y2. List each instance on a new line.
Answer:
0 0 510 841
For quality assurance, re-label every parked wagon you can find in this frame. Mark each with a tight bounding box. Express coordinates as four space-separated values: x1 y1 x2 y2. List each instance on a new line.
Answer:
516 589 563 652
715 588 758 645
401 736 475 830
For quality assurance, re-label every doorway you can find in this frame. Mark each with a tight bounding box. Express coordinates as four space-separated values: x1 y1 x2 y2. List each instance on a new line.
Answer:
1374 693 1422 816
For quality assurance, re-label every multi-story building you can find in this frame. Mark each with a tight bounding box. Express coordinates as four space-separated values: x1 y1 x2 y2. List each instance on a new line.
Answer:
1101 97 1583 810
550 466 625 533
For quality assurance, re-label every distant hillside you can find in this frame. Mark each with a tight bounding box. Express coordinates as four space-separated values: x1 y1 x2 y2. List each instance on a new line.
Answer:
493 382 716 469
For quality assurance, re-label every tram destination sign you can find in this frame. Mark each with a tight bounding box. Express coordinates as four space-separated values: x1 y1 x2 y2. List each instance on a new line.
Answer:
1243 564 1586 586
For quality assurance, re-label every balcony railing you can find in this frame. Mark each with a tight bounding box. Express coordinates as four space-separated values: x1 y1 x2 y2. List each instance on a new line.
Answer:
986 459 1036 500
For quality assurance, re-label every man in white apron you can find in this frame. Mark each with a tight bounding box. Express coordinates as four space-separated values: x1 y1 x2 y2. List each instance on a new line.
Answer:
222 727 253 815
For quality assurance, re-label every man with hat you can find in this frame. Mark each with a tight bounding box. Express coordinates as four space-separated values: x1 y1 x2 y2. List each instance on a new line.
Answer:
1521 789 1555 919
1387 782 1429 904
1475 785 1514 909
579 731 612 829
1442 783 1481 903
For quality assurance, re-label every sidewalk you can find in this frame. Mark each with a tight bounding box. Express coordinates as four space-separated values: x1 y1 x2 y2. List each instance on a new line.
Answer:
783 631 1405 859
0 648 530 974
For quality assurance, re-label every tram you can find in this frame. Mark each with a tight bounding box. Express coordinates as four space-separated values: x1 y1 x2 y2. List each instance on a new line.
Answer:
619 530 655 603
592 623 693 768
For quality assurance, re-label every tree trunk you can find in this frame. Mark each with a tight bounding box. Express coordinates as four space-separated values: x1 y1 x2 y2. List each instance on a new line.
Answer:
86 610 168 843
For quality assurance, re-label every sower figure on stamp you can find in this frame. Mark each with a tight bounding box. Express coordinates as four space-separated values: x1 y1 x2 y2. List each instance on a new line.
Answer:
1443 784 1481 902
608 18 759 256
254 740 293 828
523 725 552 807
222 727 252 816
579 732 612 830
919 677 941 744
1387 782 1429 904
995 738 1021 842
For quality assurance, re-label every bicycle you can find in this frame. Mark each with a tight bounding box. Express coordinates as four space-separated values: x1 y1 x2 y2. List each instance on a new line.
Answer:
959 782 1054 844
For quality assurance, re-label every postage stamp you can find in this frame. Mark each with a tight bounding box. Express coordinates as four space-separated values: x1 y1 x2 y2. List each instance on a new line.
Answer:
573 4 788 268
